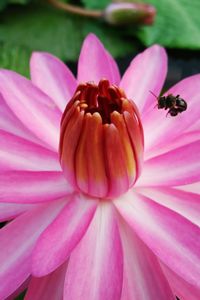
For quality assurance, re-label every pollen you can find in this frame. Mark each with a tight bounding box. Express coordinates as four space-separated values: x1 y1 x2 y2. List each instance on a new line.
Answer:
59 79 144 199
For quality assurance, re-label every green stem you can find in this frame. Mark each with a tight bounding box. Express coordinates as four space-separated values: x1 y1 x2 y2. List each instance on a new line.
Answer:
48 0 103 18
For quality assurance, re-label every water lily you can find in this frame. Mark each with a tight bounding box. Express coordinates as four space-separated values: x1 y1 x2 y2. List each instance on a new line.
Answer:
0 34 200 300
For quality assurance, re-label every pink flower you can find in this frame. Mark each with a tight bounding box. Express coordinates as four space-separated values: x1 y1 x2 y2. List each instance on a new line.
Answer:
0 33 200 300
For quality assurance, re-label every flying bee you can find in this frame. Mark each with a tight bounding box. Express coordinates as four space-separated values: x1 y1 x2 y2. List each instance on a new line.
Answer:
150 91 187 117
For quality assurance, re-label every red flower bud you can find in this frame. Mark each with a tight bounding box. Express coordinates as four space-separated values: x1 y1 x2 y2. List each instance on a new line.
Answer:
104 2 156 26
59 79 144 199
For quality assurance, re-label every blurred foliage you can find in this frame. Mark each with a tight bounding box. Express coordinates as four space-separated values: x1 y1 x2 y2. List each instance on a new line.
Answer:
0 0 200 77
137 0 200 48
0 0 30 11
15 291 26 299
0 3 134 76
81 0 110 9
0 43 31 77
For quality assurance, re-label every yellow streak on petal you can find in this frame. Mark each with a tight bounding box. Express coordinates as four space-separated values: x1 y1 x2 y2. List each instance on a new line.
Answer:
122 99 140 118
111 111 136 185
104 123 129 198
86 112 108 198
61 107 84 187
75 113 93 194
123 111 144 176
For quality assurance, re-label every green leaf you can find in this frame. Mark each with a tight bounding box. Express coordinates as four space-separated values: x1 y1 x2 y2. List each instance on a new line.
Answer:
0 3 135 76
0 5 82 61
9 0 31 4
0 0 31 11
81 0 110 10
0 43 31 77
15 290 26 299
136 0 200 49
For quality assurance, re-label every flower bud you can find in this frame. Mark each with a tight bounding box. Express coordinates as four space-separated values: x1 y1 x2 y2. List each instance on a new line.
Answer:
59 79 144 199
103 2 156 26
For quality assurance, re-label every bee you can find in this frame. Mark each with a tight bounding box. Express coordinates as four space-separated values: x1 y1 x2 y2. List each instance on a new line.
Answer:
150 92 187 117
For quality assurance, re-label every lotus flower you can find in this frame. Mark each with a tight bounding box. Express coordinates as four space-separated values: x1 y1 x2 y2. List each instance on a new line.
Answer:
0 34 200 300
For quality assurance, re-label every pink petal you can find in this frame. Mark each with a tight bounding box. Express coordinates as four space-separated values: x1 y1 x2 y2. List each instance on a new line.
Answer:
120 45 167 115
0 130 61 171
0 70 62 150
25 263 67 300
161 263 200 300
115 191 200 288
119 221 174 300
0 198 67 299
0 95 44 146
187 118 200 132
30 52 77 111
64 202 123 300
136 187 200 227
137 139 200 187
143 74 200 151
77 34 120 85
32 194 97 276
0 171 73 203
0 202 35 222
145 130 200 160
177 182 200 194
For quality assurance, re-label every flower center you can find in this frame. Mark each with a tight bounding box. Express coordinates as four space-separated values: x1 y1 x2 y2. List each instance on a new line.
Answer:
73 80 125 124
59 79 144 199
